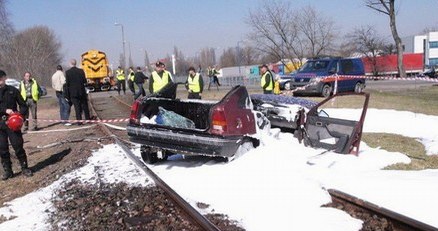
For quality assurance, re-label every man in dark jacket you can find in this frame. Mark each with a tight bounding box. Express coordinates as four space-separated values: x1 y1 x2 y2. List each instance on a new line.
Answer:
134 66 148 100
65 59 90 123
0 70 32 180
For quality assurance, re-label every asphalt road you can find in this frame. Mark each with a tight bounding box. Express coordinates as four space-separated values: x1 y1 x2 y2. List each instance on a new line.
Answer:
365 79 437 91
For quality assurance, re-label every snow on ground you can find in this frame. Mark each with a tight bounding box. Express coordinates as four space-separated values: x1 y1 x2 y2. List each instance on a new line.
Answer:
0 144 150 231
0 109 437 230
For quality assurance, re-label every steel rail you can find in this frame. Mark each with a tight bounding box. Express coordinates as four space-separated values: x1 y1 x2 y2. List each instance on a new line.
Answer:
328 189 438 231
88 94 220 231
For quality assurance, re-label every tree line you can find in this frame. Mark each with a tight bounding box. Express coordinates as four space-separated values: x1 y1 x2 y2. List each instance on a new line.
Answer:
0 0 61 86
1 0 434 79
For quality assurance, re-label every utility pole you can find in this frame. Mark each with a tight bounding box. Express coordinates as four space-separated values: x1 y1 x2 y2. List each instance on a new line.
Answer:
114 22 126 69
171 54 176 75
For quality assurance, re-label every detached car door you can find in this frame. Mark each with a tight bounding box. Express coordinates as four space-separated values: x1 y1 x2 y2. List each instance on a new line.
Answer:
304 92 369 155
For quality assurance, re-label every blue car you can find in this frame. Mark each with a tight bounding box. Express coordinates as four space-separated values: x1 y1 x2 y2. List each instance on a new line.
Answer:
279 57 366 97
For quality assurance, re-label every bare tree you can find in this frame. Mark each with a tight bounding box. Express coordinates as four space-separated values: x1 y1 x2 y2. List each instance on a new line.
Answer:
246 1 303 68
128 53 134 69
365 0 406 77
347 25 385 76
240 45 260 66
143 50 151 69
246 1 337 68
296 6 337 57
172 46 191 75
199 47 216 69
0 0 14 72
8 26 62 86
421 26 438 34
381 43 396 55
219 47 238 68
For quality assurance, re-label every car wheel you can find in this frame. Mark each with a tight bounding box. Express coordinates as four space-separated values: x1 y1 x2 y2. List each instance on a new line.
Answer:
354 82 364 93
321 84 332 97
227 140 256 162
284 82 291 90
140 146 158 164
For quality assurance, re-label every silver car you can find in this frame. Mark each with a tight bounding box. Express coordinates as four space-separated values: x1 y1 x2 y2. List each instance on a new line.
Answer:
5 78 20 89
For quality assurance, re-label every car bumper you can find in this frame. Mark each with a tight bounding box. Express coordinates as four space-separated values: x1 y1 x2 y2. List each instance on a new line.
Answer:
127 126 243 157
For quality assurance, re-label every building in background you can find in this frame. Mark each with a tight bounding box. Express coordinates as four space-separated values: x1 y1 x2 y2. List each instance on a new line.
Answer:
403 31 438 68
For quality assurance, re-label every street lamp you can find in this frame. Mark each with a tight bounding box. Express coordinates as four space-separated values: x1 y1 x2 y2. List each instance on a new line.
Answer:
114 22 126 69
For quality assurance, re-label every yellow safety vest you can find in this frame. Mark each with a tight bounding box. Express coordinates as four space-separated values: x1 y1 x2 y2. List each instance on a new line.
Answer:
261 71 273 91
116 69 125 80
129 71 135 81
151 71 170 93
20 80 40 102
187 73 201 93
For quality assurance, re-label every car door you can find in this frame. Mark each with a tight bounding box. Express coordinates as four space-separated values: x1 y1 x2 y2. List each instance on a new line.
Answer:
338 59 356 92
303 92 369 155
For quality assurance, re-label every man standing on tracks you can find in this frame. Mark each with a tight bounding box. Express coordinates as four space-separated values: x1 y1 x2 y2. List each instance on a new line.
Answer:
115 66 126 95
65 59 90 124
134 66 147 100
127 66 135 95
185 66 204 99
19 72 42 131
260 64 274 94
51 65 71 125
149 61 173 94
0 70 33 180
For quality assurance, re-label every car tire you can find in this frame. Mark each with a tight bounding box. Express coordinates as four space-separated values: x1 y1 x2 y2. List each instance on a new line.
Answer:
226 139 256 162
321 84 332 97
140 146 158 164
354 82 364 93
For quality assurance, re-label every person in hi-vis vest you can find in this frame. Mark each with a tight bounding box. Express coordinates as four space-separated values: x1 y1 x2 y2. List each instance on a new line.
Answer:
149 61 173 94
260 64 274 94
185 66 204 99
19 72 42 131
115 66 126 95
127 66 135 94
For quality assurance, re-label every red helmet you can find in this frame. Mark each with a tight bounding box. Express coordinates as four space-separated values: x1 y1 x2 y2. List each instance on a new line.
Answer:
7 113 24 131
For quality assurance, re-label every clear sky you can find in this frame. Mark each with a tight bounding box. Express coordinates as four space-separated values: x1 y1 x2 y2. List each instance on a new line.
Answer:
6 0 438 67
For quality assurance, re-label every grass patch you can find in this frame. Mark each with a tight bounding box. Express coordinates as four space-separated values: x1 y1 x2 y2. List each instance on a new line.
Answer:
306 85 438 170
362 133 438 170
308 85 438 116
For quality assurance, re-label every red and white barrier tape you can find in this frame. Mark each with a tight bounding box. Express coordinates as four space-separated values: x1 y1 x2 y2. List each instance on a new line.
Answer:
27 118 130 123
334 74 438 82
280 74 437 95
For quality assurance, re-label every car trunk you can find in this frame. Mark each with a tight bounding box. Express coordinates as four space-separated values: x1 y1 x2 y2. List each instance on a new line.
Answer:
136 83 256 136
140 98 215 130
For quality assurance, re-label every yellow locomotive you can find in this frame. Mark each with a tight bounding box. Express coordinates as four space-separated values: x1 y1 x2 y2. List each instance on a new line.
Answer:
81 49 115 91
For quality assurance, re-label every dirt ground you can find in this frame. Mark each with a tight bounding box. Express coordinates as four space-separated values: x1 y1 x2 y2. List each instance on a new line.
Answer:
0 91 244 230
0 93 105 206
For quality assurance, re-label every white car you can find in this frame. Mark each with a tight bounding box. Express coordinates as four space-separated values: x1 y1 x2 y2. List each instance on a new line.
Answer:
5 78 47 96
5 78 20 89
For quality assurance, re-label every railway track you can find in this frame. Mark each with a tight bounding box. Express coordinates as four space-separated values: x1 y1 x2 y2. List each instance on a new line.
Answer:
327 189 438 231
89 91 437 231
88 92 221 230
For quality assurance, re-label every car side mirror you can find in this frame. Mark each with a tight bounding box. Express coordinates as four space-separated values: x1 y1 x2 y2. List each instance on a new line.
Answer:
318 109 329 117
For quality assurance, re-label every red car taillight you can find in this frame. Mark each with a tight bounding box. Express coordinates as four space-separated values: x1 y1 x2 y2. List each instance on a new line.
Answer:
130 100 140 125
211 107 227 135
